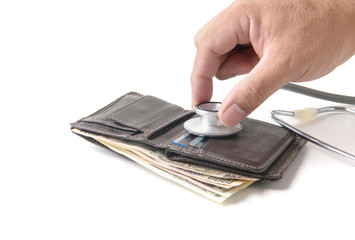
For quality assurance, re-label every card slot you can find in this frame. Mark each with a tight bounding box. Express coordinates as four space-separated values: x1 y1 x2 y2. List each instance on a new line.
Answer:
108 95 195 139
83 117 139 132
194 118 293 173
165 136 305 181
158 118 293 174
79 92 144 134
85 92 143 119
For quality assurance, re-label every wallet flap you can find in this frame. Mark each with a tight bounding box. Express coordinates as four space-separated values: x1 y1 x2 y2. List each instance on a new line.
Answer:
197 118 293 173
107 95 194 139
165 134 306 180
80 92 144 132
152 118 293 174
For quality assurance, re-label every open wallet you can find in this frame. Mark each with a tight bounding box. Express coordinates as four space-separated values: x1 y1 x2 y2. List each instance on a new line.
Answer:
71 92 307 202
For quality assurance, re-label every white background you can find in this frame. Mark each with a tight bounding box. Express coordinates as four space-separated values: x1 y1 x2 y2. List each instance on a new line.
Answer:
1 1 355 239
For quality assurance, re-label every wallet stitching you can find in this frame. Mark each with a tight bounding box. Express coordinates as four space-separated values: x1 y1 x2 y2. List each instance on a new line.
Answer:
73 124 299 171
81 93 143 131
84 118 115 126
145 111 191 137
109 96 189 135
87 92 143 118
71 93 143 126
110 112 191 135
261 135 294 168
110 96 147 117
147 110 183 132
109 97 150 132
277 141 300 174
147 113 194 139
75 124 282 170
111 95 183 117
109 117 150 132
168 146 261 169
168 134 294 170
83 118 137 131
73 125 165 145
268 138 306 177
75 126 140 144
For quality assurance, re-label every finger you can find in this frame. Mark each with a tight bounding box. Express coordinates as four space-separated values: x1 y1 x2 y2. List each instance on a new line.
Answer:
191 6 250 107
190 48 221 107
218 52 289 126
216 47 260 80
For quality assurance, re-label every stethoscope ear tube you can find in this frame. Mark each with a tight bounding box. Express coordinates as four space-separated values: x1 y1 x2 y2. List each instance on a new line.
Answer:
271 106 355 162
282 83 355 105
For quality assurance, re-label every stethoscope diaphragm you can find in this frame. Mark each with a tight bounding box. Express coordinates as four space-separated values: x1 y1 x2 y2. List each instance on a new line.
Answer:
184 102 242 137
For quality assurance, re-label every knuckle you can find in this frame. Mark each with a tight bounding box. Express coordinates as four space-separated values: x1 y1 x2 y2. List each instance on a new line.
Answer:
241 82 267 107
215 72 227 80
194 31 202 48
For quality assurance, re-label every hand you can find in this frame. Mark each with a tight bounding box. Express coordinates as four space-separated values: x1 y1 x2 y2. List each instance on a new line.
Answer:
191 0 355 126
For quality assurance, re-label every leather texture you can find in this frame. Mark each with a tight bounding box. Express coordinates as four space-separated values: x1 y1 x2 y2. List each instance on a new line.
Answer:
71 92 307 181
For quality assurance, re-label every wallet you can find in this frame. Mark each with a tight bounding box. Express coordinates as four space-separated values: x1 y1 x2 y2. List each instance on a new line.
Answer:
71 92 306 182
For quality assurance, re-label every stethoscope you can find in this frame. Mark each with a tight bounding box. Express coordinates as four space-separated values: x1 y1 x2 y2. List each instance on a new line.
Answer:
184 102 242 137
184 83 355 162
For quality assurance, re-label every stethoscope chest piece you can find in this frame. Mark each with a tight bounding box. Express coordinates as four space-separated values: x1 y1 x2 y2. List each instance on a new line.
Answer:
184 102 242 137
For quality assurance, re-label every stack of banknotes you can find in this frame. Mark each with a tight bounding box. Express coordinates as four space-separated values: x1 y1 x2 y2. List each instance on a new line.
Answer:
72 128 258 203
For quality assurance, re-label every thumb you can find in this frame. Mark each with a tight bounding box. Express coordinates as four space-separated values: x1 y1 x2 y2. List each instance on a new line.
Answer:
218 56 288 126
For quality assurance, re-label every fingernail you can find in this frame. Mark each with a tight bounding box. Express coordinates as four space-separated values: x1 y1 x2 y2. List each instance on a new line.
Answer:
221 104 246 126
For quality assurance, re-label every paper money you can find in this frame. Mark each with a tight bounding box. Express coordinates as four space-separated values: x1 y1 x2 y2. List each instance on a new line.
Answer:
73 128 258 181
72 128 257 202
97 139 228 202
101 141 249 188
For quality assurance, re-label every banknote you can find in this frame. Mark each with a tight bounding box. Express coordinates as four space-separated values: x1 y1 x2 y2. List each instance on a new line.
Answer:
100 141 248 188
99 139 254 200
72 128 257 181
72 128 257 202
97 139 228 202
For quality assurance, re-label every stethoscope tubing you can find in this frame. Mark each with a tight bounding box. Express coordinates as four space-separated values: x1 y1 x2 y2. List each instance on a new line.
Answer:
271 106 355 162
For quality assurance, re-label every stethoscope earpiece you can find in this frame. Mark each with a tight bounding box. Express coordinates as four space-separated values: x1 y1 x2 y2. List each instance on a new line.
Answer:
184 102 242 137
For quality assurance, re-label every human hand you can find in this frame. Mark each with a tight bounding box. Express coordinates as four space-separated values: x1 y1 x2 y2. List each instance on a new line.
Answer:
191 0 355 126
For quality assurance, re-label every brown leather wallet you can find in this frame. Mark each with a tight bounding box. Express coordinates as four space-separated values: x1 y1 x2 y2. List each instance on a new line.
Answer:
71 92 306 182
